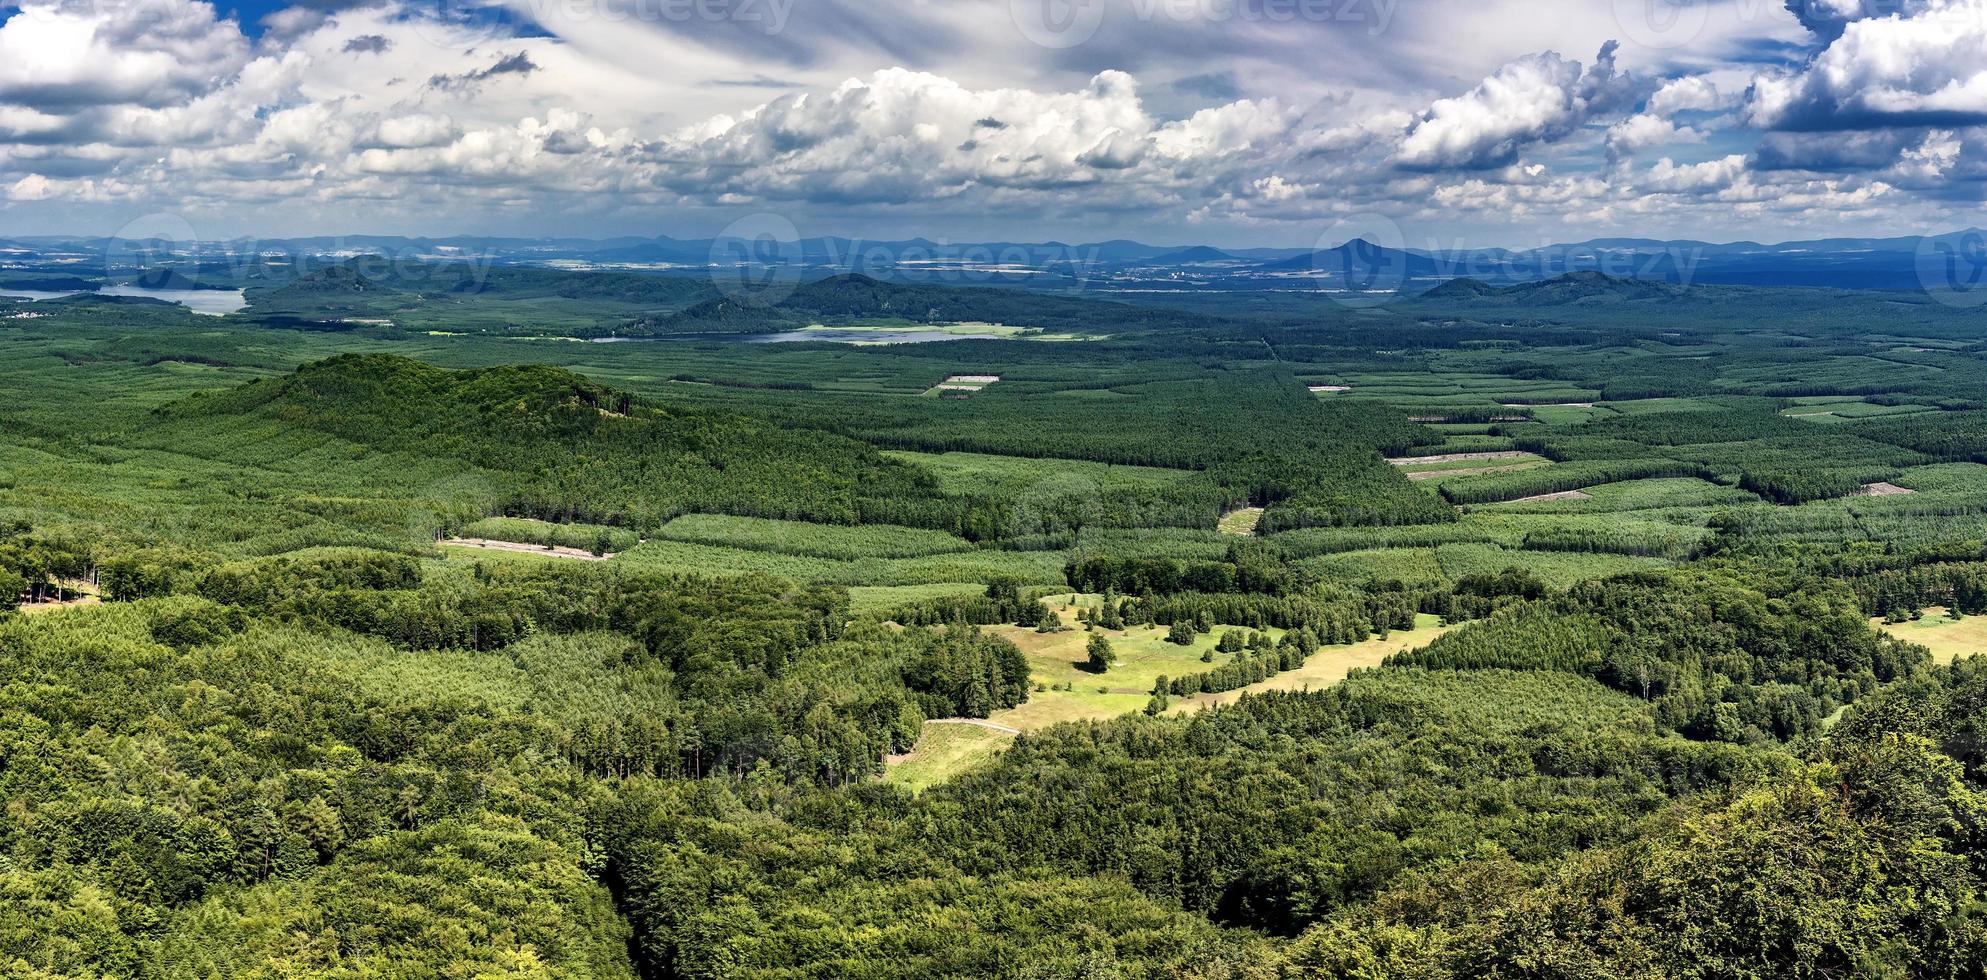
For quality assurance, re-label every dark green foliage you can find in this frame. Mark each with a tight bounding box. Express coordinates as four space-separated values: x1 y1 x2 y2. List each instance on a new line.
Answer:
163 354 957 531
1440 459 1714 504
1394 568 1926 741
1856 410 1987 463
1086 633 1114 672
0 521 94 607
626 273 1229 336
903 626 1032 718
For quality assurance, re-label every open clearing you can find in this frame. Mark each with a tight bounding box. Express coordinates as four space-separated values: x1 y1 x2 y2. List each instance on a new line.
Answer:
887 604 1454 788
1856 482 1916 497
1388 451 1535 466
442 537 614 560
19 595 101 615
1407 461 1550 482
885 723 1015 792
1505 489 1594 504
1169 614 1453 713
982 596 1288 731
1876 608 1987 664
1219 507 1265 536
925 374 1003 396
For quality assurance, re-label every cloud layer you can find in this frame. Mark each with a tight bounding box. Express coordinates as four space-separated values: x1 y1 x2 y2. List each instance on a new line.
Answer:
0 0 1979 243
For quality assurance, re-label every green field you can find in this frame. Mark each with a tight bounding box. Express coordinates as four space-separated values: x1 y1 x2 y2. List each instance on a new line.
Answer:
1877 609 1987 664
1170 613 1454 711
883 721 1017 792
983 595 1289 730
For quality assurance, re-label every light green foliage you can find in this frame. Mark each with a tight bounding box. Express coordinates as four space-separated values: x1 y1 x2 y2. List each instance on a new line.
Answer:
462 516 642 553
654 513 974 559
613 538 1069 585
1433 542 1671 588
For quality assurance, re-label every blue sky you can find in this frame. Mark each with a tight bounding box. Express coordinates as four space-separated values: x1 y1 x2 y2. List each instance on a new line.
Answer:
0 0 1983 247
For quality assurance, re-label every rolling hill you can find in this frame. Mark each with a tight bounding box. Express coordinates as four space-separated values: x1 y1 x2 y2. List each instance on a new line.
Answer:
623 273 1230 335
161 353 954 528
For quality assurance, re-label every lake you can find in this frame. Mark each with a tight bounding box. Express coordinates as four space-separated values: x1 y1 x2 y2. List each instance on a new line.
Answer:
592 326 1011 345
1 285 247 316
99 285 248 315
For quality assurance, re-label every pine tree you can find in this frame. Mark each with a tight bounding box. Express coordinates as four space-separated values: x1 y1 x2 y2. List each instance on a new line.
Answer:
1087 634 1114 673
1035 604 1064 633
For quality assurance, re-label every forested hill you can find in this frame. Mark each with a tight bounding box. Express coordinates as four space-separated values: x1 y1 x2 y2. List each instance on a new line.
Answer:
253 258 718 306
242 259 721 330
1415 271 1687 305
626 273 1232 335
159 354 955 528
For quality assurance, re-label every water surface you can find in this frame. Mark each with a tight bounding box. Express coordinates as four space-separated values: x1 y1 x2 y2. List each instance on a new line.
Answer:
592 327 1006 345
99 285 248 315
1 285 248 315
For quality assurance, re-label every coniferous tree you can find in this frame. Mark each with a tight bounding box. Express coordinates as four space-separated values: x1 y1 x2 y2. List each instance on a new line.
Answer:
1087 633 1115 672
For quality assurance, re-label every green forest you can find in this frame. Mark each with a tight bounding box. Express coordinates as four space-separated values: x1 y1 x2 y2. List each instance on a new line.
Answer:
6 269 1987 977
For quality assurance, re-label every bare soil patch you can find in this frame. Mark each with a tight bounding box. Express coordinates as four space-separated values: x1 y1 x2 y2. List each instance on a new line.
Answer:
1387 451 1534 466
924 718 1023 735
1219 507 1266 536
19 595 101 615
443 538 616 560
1856 482 1916 497
1505 489 1593 504
1406 462 1546 482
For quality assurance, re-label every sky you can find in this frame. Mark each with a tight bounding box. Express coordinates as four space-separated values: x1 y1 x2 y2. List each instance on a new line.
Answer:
0 0 1984 248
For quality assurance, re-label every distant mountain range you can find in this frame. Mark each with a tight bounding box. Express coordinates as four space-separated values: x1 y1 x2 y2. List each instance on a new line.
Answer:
6 229 1984 292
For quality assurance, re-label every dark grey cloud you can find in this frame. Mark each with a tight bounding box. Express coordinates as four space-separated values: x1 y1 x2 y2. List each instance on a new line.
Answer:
703 75 803 89
427 51 537 90
1781 0 1924 41
1752 130 1915 171
1173 72 1243 102
541 129 592 154
343 34 393 53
